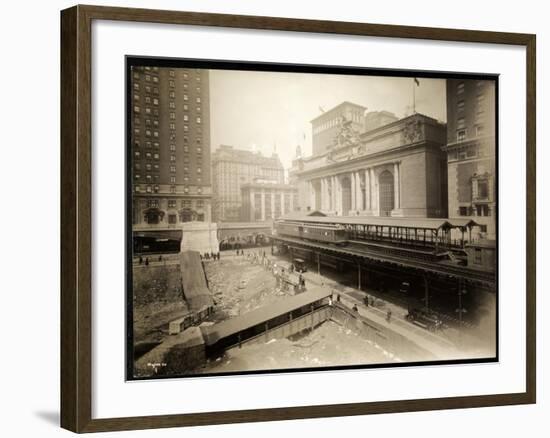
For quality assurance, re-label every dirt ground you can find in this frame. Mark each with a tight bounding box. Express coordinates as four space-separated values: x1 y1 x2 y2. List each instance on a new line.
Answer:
204 252 288 323
132 263 188 345
202 320 396 373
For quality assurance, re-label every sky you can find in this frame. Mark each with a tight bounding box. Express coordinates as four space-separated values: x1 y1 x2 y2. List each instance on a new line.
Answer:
209 70 447 170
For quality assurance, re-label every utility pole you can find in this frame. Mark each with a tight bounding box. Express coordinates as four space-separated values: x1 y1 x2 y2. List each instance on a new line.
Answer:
412 77 420 114
456 277 468 325
456 277 468 346
423 275 430 311
317 252 321 275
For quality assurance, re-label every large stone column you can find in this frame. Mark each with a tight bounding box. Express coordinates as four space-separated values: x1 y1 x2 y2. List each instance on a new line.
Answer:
393 162 400 209
336 175 342 214
280 191 285 217
261 189 266 221
271 190 275 219
365 169 370 210
331 176 336 212
321 178 326 210
324 177 330 211
370 168 377 214
355 171 363 211
249 189 254 221
351 172 356 211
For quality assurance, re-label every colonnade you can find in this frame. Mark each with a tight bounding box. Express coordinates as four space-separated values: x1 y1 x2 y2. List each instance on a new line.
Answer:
307 162 401 215
250 189 295 221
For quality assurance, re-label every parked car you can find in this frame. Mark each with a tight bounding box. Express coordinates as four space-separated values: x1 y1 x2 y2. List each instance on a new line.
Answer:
405 308 443 331
292 258 307 273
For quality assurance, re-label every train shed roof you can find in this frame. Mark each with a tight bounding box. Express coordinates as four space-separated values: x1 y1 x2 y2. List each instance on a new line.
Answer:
201 288 331 346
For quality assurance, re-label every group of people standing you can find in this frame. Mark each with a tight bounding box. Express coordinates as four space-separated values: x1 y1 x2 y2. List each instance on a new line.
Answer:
137 254 164 266
201 252 220 261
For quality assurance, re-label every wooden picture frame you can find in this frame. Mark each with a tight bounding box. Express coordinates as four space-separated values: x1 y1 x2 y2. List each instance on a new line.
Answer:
60 4 536 433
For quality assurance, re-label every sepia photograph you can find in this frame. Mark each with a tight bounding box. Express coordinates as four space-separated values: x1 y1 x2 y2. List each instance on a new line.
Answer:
127 59 497 380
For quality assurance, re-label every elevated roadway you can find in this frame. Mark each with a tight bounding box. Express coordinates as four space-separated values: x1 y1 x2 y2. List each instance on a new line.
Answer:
273 235 496 287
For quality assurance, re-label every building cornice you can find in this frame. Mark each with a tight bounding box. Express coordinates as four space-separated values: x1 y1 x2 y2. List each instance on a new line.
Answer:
292 140 441 179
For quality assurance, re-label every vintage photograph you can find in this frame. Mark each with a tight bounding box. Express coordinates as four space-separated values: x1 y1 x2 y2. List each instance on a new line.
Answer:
127 60 497 379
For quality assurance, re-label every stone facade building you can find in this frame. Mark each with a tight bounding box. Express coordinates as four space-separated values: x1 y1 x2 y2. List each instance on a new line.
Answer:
240 182 299 222
291 109 448 218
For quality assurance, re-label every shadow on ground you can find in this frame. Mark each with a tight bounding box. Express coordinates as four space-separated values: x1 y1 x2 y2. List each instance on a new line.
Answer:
34 411 59 427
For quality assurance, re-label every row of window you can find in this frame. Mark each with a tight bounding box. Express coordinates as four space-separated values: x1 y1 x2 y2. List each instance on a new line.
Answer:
133 83 159 95
134 169 205 183
449 146 478 161
134 67 202 80
134 128 159 138
458 205 491 217
456 124 484 142
168 123 195 132
134 140 159 149
134 92 201 109
134 151 160 159
134 118 159 128
134 173 203 183
168 70 202 81
167 99 202 113
135 185 204 194
133 94 159 106
144 211 205 225
135 163 159 171
156 199 205 209
136 155 201 167
456 80 485 95
133 106 159 117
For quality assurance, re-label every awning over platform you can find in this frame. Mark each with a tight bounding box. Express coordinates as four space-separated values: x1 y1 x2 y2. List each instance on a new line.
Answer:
278 214 479 231
133 230 183 240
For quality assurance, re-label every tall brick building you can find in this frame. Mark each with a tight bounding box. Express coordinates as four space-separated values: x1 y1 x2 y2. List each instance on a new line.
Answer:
443 78 496 239
130 66 212 248
211 145 285 222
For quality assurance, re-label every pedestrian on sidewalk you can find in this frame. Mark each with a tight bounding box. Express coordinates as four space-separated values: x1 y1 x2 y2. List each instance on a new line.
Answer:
386 309 392 323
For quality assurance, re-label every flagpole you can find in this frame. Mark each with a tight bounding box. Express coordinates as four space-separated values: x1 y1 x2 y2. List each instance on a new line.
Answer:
413 78 416 114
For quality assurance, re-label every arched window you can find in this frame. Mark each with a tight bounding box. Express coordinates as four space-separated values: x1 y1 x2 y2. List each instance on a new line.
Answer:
378 170 394 216
340 176 352 215
143 208 164 224
179 208 197 223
